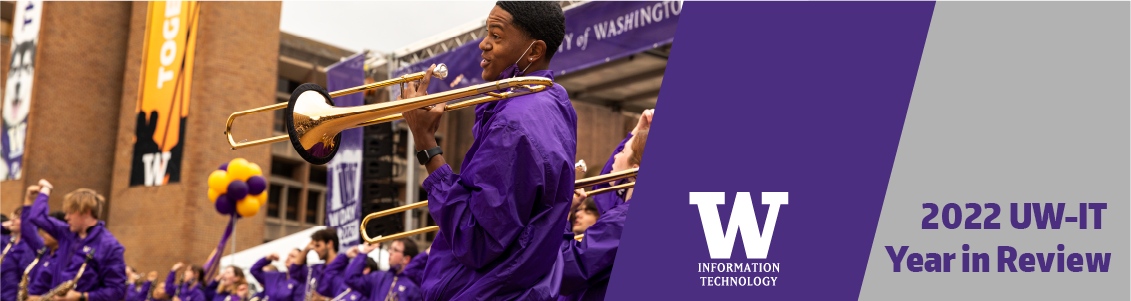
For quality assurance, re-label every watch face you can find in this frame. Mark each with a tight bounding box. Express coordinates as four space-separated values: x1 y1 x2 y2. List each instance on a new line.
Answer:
418 147 441 165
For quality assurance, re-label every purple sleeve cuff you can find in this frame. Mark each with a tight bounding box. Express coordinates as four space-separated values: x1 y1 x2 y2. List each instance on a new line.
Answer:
422 164 455 193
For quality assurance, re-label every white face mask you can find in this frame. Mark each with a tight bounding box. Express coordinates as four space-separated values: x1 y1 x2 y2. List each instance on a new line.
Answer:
497 41 538 80
514 41 537 76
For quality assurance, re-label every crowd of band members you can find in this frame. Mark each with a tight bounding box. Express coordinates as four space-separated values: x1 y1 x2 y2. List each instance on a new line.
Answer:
0 190 423 301
0 107 647 301
0 2 653 301
0 105 647 301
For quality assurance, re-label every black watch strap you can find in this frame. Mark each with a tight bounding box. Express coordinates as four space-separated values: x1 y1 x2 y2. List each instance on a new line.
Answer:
416 146 443 165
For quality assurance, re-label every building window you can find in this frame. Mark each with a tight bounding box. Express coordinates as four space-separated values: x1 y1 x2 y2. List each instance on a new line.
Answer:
306 190 321 224
286 186 301 221
264 159 329 242
267 184 283 218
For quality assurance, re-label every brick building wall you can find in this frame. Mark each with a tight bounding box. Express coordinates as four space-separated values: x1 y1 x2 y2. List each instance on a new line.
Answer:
106 1 280 274
0 1 132 223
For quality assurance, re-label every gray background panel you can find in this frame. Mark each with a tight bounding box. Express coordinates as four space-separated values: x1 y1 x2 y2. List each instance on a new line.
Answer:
859 2 1130 300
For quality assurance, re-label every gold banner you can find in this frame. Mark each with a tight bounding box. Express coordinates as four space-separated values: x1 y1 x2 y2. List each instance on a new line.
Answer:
130 1 200 187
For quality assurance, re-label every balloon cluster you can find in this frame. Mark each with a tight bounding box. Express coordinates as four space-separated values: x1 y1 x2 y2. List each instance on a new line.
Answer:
208 158 267 217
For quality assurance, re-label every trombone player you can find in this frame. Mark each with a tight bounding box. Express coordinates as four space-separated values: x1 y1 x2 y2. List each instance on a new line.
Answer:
558 111 651 301
400 2 574 300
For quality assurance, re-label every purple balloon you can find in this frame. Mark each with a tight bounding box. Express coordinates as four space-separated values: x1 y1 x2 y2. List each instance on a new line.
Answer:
227 180 249 201
247 176 267 195
215 194 235 215
218 162 229 171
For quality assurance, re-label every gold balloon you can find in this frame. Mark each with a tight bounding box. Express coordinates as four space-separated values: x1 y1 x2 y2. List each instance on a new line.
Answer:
227 159 255 182
237 197 260 217
208 170 229 193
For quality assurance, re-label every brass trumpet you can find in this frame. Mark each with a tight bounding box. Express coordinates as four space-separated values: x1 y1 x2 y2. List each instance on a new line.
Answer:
360 168 639 244
225 63 555 165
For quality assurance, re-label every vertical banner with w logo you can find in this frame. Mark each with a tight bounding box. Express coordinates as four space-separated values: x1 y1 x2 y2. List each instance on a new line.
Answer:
2 1 42 181
129 1 200 187
325 53 366 251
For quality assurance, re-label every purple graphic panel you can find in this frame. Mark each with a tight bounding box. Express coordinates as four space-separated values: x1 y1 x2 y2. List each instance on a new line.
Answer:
606 2 934 299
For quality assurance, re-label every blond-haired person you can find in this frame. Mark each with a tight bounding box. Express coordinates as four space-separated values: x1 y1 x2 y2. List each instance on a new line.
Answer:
24 179 126 301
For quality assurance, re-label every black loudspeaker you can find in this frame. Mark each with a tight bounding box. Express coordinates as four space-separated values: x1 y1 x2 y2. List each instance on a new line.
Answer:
362 202 403 238
361 123 396 204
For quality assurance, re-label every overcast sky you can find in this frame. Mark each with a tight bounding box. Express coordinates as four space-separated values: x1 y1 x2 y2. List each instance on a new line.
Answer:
280 1 496 54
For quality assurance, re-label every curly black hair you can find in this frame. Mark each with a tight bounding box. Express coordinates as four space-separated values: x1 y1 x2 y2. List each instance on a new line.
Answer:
495 1 565 60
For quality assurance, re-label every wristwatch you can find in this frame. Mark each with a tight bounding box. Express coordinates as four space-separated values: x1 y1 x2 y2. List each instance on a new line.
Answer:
416 146 443 165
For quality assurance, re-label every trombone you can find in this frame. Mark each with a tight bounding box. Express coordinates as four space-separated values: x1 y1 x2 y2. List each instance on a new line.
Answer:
360 168 639 244
224 63 555 164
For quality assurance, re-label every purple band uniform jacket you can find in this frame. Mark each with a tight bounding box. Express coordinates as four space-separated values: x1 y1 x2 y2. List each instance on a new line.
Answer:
251 258 297 301
419 69 576 301
400 251 427 287
25 192 127 301
1 233 34 301
589 133 633 215
20 204 56 297
19 203 53 294
204 280 242 301
314 254 363 301
126 281 153 301
166 272 206 301
289 262 324 301
557 202 630 301
343 255 420 301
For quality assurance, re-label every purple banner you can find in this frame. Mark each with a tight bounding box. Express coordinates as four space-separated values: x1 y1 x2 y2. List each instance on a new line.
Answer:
605 2 933 300
551 1 680 76
325 53 365 251
393 1 680 93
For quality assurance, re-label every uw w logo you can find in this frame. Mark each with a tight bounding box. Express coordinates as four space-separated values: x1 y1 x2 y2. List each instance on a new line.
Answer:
690 192 788 259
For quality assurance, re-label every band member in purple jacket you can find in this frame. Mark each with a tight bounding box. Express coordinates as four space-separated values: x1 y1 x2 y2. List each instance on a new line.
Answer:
204 266 247 301
587 110 652 215
21 203 63 299
150 280 171 301
2 204 35 301
314 247 363 301
558 126 649 301
251 253 297 301
398 248 427 288
166 263 206 301
343 241 421 301
400 2 575 300
24 179 127 301
289 228 339 301
126 271 157 301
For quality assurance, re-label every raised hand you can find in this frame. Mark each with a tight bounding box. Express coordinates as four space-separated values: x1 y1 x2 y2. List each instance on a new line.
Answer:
632 109 654 136
346 246 359 259
359 243 380 254
24 185 39 205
